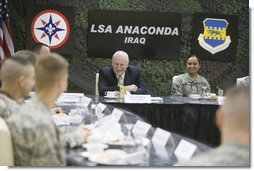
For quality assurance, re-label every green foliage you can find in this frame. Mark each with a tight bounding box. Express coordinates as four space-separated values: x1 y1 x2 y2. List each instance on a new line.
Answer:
130 59 186 95
179 0 203 12
75 10 88 29
87 58 112 71
98 0 145 11
12 21 26 50
221 0 246 15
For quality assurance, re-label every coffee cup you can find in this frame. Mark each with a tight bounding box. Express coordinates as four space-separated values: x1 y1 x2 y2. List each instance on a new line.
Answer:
105 91 115 97
218 89 224 96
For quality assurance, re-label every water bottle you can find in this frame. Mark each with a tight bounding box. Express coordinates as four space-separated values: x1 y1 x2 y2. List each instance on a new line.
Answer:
90 104 98 124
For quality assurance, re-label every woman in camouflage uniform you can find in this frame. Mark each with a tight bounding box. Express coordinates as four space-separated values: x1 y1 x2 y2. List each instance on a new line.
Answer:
171 55 210 96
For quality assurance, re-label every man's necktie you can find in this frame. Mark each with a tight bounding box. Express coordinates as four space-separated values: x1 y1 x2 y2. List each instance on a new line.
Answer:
118 76 123 86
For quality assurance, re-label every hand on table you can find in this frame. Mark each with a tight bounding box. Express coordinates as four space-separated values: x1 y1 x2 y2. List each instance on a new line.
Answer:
124 84 138 92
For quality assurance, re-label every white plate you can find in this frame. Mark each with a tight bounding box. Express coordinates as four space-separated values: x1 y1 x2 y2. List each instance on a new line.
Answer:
88 149 128 165
104 95 117 99
105 139 126 145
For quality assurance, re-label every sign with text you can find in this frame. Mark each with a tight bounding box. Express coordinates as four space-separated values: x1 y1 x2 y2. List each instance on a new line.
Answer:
132 120 152 137
88 10 181 59
174 139 198 162
96 103 107 113
57 93 84 103
124 94 152 103
81 96 92 108
152 128 174 147
111 108 124 122
191 13 238 62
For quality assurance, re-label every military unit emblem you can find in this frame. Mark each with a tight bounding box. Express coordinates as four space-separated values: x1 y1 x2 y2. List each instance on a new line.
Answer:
31 10 70 49
198 18 231 54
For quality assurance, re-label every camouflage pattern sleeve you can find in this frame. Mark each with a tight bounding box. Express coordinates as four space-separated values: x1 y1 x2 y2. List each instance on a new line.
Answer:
171 74 185 96
0 101 9 119
171 74 211 96
7 114 66 166
205 79 211 93
6 96 67 166
0 95 19 120
237 76 249 86
171 78 184 96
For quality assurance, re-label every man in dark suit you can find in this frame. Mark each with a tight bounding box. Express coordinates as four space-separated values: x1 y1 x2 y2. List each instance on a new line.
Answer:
99 50 147 96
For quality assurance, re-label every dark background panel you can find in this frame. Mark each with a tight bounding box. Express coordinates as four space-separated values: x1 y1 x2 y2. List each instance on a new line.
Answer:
26 4 75 54
191 12 239 62
8 0 249 96
87 10 181 59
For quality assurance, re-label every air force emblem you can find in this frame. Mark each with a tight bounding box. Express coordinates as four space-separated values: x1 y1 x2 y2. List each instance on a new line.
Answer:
198 18 231 54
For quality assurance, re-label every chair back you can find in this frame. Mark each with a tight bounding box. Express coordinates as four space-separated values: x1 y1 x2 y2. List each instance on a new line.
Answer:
0 117 14 166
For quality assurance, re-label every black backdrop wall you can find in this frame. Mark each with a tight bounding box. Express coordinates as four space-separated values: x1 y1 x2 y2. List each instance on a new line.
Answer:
8 0 249 96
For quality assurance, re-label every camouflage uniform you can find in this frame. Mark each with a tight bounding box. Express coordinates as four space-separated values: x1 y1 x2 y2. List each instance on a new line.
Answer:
6 95 83 166
0 91 20 120
171 73 211 96
181 143 250 166
238 76 249 86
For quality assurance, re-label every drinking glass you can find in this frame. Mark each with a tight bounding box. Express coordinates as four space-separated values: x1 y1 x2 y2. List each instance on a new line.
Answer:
218 89 224 96
73 96 83 116
122 124 132 143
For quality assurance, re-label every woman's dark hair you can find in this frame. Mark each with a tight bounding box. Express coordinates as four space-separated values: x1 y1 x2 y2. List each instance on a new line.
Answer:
187 54 200 64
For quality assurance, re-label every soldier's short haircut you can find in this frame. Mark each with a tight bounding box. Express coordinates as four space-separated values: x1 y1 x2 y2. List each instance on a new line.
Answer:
0 56 34 84
35 53 69 90
12 50 36 65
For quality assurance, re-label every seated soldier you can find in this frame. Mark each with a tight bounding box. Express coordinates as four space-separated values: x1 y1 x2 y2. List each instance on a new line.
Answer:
7 53 90 166
171 55 210 96
0 51 35 120
180 86 249 166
